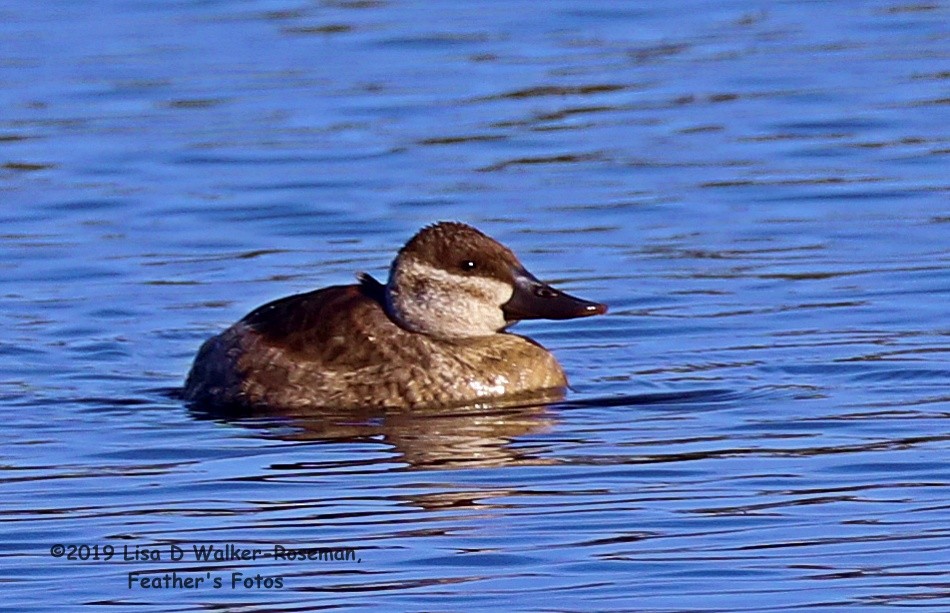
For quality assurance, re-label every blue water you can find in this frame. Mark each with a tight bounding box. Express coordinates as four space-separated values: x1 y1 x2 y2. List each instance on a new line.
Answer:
2 0 948 610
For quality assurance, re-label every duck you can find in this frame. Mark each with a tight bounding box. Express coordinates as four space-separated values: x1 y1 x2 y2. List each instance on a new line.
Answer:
183 222 606 411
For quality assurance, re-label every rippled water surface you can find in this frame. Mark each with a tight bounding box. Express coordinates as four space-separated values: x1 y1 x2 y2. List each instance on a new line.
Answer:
2 0 948 610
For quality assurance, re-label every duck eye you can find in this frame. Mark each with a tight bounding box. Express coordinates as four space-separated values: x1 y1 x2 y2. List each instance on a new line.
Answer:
460 260 476 272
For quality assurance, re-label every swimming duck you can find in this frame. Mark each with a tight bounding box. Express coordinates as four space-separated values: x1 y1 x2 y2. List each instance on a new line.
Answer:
184 222 606 410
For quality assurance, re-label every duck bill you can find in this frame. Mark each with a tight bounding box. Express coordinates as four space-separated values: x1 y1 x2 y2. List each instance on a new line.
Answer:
503 269 607 322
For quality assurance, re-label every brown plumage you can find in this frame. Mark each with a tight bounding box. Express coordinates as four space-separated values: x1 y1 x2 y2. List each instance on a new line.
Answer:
184 222 606 411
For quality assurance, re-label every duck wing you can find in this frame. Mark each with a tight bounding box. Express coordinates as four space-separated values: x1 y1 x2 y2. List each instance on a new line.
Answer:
240 274 398 368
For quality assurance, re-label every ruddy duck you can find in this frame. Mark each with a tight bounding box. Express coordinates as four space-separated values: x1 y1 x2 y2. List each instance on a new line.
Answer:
184 222 606 410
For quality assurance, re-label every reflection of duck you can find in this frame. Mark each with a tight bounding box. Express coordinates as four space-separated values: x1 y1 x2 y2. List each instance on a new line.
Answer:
184 222 606 411
209 401 561 470
181 390 729 471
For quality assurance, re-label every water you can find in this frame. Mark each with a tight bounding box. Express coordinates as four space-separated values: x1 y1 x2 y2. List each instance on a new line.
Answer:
2 0 948 610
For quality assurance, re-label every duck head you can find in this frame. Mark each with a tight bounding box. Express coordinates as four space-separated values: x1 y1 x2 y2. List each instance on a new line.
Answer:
385 222 607 339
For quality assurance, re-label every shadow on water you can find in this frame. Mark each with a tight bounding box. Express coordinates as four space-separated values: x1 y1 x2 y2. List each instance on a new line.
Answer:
168 387 736 470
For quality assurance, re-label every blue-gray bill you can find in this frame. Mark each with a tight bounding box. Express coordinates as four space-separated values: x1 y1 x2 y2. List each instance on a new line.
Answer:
503 268 607 322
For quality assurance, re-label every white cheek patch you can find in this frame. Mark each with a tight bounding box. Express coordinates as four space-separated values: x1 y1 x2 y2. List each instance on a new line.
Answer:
389 260 513 338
